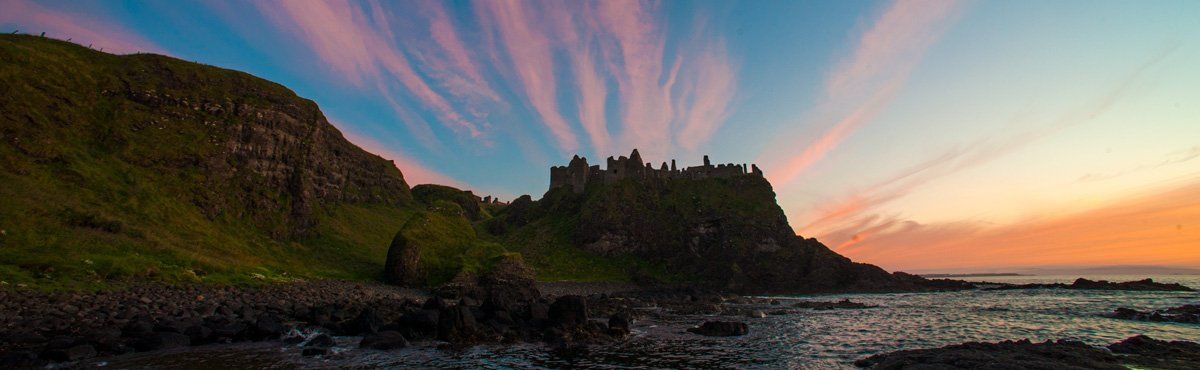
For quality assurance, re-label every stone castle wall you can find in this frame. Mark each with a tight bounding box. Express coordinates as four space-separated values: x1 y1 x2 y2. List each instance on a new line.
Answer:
549 149 763 193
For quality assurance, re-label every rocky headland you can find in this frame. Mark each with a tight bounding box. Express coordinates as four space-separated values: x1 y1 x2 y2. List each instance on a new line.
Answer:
486 149 975 294
985 278 1194 292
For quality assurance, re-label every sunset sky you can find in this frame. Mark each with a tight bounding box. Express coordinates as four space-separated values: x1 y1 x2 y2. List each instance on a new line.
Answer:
4 0 1197 272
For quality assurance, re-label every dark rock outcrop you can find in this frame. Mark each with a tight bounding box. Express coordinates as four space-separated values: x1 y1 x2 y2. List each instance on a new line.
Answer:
989 278 1194 292
493 149 974 294
383 230 423 286
359 331 409 350
1109 304 1200 324
0 280 425 366
855 339 1122 369
1107 335 1200 369
548 295 589 328
792 299 877 310
856 336 1200 369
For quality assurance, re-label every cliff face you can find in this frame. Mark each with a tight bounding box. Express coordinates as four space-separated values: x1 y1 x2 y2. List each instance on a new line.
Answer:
0 35 413 287
498 150 956 293
1 35 411 238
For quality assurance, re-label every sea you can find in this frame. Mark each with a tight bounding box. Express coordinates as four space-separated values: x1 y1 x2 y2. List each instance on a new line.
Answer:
89 275 1200 369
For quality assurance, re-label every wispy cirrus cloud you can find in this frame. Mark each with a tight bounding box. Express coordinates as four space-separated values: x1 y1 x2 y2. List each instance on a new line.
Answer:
474 0 580 153
675 30 737 151
796 46 1175 240
0 0 164 54
474 1 737 159
759 0 966 187
594 1 673 157
253 0 485 140
415 0 502 103
1078 146 1200 182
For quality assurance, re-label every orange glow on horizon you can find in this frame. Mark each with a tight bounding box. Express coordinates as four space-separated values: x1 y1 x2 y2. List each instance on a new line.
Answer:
823 178 1200 272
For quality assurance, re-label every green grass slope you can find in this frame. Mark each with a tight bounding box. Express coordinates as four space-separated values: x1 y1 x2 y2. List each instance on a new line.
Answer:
0 35 415 290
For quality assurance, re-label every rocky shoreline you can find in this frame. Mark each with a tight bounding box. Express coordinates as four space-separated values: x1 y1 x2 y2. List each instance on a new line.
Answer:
0 276 890 367
0 280 426 366
2 276 1194 367
855 335 1200 369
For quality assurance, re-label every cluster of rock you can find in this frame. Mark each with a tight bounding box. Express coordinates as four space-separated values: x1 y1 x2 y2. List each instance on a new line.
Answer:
0 281 421 366
549 149 762 194
855 335 1200 369
792 299 878 310
1109 304 1200 324
0 259 638 366
987 278 1194 292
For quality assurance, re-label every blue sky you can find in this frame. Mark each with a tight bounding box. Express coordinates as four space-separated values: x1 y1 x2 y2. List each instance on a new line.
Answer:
4 0 1198 271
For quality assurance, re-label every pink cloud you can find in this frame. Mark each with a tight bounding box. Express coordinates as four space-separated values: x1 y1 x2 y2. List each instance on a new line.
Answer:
676 38 736 150
475 0 579 153
0 0 163 55
255 0 483 139
572 45 612 156
759 0 965 187
416 0 501 102
595 1 674 157
541 2 613 156
826 0 962 98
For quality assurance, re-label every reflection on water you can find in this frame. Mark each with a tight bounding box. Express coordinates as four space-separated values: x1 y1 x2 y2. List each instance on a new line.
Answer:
95 275 1200 369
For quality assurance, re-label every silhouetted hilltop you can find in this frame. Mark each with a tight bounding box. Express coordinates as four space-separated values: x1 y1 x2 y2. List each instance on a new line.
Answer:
489 149 967 293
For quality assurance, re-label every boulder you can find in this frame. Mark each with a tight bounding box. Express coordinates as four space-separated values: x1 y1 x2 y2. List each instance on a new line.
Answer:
183 325 213 344
383 231 422 286
687 321 749 337
252 314 285 339
401 309 440 337
360 331 409 350
340 308 381 335
304 333 336 348
478 255 541 314
608 312 631 335
549 295 588 328
437 304 477 342
132 331 191 351
301 347 328 357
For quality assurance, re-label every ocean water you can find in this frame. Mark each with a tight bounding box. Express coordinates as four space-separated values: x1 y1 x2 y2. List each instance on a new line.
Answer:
93 275 1200 369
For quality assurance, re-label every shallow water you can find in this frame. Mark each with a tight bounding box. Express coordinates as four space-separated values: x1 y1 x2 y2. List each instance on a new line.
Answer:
92 275 1200 369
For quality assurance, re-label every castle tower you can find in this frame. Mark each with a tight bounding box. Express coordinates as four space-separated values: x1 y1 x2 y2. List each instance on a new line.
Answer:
703 155 711 167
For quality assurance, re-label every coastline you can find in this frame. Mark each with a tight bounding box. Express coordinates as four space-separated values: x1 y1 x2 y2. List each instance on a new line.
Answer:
2 277 1198 368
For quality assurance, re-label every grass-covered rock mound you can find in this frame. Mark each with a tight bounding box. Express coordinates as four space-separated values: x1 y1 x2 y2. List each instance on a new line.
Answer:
384 202 510 286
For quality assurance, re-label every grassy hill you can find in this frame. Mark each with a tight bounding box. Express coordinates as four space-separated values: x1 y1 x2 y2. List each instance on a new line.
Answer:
0 34 648 291
0 34 421 289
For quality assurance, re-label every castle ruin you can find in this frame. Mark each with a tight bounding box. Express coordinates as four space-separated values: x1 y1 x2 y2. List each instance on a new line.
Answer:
549 149 763 193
